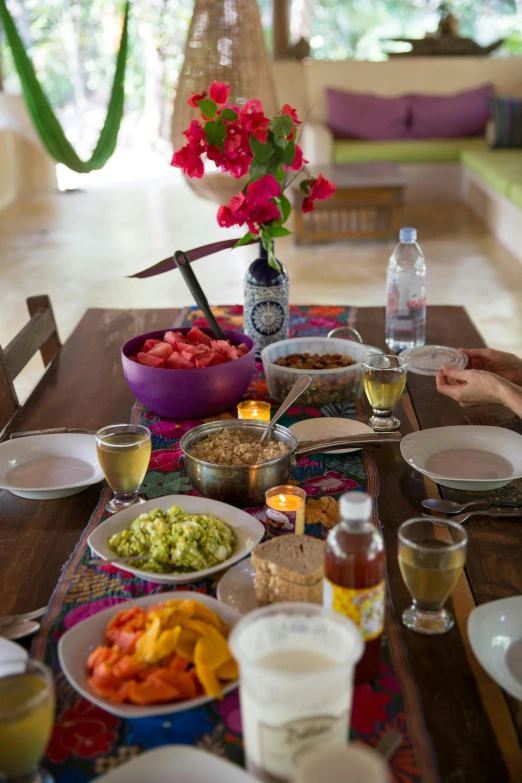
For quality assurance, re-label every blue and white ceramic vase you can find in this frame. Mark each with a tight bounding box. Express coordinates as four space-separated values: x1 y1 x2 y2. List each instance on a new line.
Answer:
243 241 290 358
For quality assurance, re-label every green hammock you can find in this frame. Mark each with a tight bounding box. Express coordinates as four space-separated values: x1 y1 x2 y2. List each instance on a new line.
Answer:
0 0 129 173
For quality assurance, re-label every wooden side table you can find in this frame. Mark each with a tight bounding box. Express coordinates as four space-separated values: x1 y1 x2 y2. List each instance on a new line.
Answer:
293 162 405 243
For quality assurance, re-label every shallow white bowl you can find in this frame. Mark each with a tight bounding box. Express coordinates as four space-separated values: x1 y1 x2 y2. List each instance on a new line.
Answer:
88 495 264 584
0 434 103 499
468 595 522 700
400 425 522 491
58 591 241 718
94 745 256 783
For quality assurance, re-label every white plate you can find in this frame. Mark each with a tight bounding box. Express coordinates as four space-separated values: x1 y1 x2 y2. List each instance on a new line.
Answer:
217 557 258 614
0 434 104 499
289 418 373 454
58 591 241 718
400 425 522 491
468 595 522 700
94 745 256 783
0 636 28 677
88 495 264 584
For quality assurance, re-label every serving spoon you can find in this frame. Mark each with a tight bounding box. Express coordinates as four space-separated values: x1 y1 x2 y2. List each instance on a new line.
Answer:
421 497 521 515
260 375 312 445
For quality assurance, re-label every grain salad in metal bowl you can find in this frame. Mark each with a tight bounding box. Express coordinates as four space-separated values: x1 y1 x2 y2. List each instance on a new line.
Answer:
188 428 291 467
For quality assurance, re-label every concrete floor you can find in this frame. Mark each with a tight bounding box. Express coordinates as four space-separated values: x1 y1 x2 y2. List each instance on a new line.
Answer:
1 176 522 402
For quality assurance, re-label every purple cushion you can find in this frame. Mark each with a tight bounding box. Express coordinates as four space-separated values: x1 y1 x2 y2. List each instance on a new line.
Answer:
326 88 410 141
410 84 493 139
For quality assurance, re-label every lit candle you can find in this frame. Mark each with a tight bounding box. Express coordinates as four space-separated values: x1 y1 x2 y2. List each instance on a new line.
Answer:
237 400 271 422
265 485 306 536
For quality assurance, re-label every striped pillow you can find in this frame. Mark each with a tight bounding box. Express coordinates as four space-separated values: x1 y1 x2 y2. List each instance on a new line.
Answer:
489 97 522 148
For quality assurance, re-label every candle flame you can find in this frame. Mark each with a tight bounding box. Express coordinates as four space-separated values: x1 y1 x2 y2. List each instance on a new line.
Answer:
279 494 287 504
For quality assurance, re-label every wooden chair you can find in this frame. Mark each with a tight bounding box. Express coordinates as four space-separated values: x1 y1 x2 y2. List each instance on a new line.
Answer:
0 295 61 433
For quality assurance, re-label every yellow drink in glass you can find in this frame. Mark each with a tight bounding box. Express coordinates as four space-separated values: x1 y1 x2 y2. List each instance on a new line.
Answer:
362 355 407 432
0 662 55 781
96 424 151 513
397 518 468 635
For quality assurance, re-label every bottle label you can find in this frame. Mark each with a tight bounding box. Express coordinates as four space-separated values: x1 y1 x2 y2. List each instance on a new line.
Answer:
387 277 426 316
323 579 385 641
259 713 347 780
244 280 290 354
266 506 296 535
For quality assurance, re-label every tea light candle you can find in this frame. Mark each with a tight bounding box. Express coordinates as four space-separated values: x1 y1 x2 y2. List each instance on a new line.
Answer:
237 400 271 422
265 485 306 536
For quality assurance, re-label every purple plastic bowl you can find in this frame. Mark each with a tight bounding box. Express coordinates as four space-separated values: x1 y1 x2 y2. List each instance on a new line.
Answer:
122 328 255 420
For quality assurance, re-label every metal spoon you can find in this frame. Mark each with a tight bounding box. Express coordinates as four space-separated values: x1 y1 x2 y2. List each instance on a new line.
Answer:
1 621 41 640
0 606 47 627
422 508 522 525
422 497 521 514
259 375 312 445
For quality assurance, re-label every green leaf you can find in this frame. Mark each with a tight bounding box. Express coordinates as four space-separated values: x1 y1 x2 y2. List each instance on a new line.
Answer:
220 107 238 121
233 232 256 248
250 136 274 162
267 246 282 272
281 141 296 166
204 120 226 149
279 194 292 222
248 159 267 181
198 98 218 119
269 114 293 138
268 226 292 238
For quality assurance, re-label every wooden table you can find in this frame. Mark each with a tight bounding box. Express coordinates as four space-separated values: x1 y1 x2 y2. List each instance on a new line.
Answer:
292 163 405 243
1 306 521 782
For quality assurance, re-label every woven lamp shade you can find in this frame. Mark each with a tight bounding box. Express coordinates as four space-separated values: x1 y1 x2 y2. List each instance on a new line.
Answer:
171 0 277 205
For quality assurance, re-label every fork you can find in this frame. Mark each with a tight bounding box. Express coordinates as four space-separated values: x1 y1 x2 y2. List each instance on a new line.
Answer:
0 606 47 627
422 507 522 525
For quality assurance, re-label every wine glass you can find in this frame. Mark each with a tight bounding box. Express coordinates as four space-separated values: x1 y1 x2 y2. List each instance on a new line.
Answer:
398 518 468 635
362 354 407 431
0 658 55 782
96 424 151 514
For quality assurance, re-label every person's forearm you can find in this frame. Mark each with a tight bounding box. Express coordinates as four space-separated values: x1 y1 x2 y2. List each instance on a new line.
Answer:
499 380 522 418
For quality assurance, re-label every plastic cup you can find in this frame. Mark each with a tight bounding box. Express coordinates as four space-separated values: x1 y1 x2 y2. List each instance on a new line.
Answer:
229 603 363 783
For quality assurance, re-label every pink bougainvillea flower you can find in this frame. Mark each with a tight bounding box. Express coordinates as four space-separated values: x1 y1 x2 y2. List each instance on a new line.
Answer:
207 144 224 165
209 80 230 105
247 174 280 206
281 103 301 124
171 145 204 178
240 99 270 143
246 201 281 235
310 172 336 200
188 90 207 108
302 196 314 213
183 119 207 150
284 143 306 172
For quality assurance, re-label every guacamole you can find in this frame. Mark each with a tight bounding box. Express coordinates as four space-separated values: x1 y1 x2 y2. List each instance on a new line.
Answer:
107 505 236 573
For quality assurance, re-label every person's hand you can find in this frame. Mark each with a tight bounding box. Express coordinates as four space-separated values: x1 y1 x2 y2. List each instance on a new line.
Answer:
436 366 507 407
460 348 522 386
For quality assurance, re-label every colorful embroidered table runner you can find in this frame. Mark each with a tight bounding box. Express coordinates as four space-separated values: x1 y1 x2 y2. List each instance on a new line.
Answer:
35 306 438 782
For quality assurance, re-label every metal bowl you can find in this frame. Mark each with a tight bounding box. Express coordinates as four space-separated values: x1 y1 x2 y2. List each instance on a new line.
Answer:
180 420 297 507
180 419 401 507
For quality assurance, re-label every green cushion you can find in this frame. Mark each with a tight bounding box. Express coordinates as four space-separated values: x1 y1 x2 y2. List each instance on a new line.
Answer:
461 148 522 203
510 183 522 209
333 137 488 164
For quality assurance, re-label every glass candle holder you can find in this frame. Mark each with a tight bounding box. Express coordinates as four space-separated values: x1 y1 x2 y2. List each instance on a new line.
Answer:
237 400 271 422
265 485 306 535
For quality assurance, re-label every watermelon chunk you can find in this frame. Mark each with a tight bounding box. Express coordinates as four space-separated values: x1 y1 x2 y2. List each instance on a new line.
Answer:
237 343 249 357
166 352 194 370
207 351 227 366
127 355 138 363
195 352 215 368
148 342 173 360
142 339 161 353
137 352 164 368
186 327 213 347
227 346 239 361
211 340 232 356
163 331 178 347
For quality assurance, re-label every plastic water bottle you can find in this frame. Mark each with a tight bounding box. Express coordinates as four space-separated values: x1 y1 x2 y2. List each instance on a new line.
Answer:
385 227 426 352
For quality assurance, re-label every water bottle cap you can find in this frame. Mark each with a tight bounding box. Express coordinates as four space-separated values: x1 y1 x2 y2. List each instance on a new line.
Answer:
399 227 417 242
340 491 373 521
